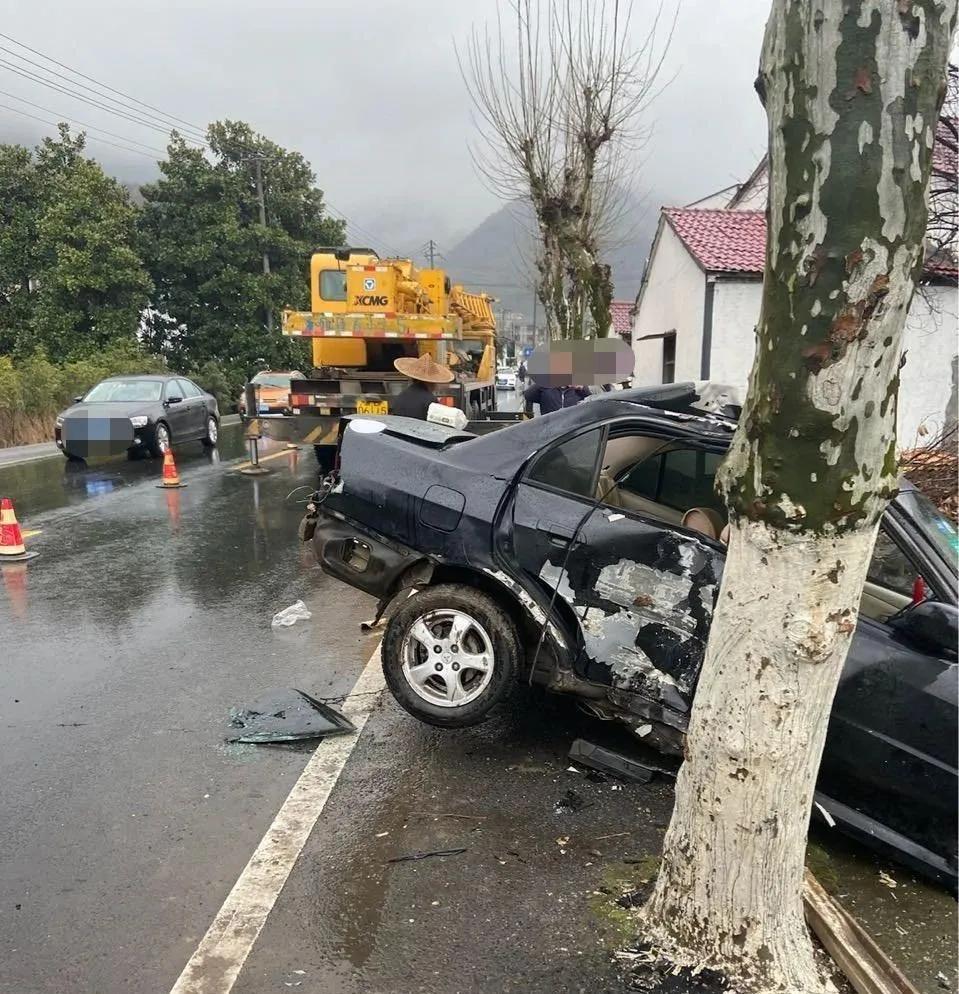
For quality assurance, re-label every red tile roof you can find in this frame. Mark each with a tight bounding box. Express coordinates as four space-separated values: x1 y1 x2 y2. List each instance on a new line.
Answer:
610 299 633 334
664 208 767 273
663 206 957 281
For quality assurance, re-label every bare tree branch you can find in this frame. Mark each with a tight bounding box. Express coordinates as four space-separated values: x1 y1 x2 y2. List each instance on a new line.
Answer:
459 0 675 339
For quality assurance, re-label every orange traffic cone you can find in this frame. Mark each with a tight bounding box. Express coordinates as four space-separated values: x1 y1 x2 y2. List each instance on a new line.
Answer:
156 448 188 489
0 497 39 563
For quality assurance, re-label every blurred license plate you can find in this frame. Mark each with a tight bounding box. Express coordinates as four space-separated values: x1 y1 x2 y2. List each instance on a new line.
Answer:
357 400 388 415
258 404 270 413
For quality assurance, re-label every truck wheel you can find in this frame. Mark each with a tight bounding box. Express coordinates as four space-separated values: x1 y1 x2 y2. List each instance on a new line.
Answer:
382 584 520 728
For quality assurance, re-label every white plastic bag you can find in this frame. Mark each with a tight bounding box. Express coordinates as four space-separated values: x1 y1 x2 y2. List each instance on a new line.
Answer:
271 600 312 628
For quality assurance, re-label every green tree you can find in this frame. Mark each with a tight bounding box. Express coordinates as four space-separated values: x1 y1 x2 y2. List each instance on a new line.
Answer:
138 120 345 378
0 143 40 351
0 127 151 358
29 128 152 358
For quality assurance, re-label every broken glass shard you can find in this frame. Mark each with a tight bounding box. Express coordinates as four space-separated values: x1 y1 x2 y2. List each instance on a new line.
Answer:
226 689 355 743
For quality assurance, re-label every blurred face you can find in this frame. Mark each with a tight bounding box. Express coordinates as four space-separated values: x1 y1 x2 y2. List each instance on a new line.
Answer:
527 339 635 387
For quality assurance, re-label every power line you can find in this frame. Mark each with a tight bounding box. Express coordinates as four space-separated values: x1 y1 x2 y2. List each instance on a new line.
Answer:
0 89 167 155
0 43 207 140
324 201 402 258
0 31 208 139
0 58 206 145
0 32 405 262
0 102 162 159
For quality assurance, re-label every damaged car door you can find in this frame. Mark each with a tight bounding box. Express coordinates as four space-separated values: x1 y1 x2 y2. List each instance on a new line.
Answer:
509 422 724 717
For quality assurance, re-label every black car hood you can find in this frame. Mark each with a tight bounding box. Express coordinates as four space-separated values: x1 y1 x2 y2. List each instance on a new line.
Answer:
60 401 157 420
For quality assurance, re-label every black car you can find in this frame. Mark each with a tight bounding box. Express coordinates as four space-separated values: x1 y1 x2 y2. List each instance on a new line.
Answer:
301 386 958 884
55 375 219 461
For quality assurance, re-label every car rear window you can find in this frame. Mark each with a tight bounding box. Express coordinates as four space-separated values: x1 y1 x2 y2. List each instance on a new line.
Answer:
252 373 291 387
527 428 602 498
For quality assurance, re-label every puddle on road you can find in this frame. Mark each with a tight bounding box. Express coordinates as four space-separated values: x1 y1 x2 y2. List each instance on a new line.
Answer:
0 423 292 519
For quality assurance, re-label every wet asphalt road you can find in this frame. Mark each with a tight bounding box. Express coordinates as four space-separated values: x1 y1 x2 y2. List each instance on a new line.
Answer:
1 410 955 994
0 427 376 994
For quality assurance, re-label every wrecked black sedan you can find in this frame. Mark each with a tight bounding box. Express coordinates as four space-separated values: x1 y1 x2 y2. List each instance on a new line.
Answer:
302 385 958 884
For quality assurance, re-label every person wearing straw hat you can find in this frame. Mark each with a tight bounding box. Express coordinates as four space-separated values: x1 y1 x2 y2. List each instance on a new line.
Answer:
392 353 455 420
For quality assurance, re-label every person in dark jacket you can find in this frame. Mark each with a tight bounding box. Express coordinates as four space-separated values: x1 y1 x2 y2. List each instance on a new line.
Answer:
391 353 455 420
517 361 527 385
523 382 590 415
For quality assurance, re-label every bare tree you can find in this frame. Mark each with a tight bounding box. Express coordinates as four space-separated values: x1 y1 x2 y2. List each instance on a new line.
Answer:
460 0 672 338
925 62 958 266
639 3 957 993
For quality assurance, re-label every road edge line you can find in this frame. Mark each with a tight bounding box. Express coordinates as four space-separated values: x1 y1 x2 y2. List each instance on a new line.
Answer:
168 646 385 994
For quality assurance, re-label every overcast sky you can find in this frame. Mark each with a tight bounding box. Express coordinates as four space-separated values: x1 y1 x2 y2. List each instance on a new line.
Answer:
0 0 771 255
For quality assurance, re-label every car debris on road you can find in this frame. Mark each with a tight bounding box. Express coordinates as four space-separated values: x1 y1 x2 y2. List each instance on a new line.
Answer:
386 847 468 864
226 689 354 743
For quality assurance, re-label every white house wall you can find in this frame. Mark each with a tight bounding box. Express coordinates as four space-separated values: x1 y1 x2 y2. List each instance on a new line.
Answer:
708 281 764 393
898 286 959 448
709 280 958 448
632 223 706 386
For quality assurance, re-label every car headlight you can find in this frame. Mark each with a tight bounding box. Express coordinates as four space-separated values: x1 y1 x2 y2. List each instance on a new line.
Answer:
129 416 149 428
55 415 64 427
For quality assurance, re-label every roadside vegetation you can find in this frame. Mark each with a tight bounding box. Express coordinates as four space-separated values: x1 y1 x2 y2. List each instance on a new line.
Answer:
0 121 344 446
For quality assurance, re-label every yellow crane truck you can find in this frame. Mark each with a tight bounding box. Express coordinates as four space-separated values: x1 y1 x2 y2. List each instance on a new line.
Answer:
278 247 499 468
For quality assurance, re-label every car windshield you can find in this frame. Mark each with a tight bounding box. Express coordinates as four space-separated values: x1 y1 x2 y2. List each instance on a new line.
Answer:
251 373 291 387
83 380 163 403
899 487 958 573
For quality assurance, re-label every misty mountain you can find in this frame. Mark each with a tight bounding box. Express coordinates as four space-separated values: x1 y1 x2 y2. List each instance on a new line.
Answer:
443 191 662 320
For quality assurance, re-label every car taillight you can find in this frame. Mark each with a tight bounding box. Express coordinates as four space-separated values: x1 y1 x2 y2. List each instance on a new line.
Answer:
437 396 454 407
291 393 311 407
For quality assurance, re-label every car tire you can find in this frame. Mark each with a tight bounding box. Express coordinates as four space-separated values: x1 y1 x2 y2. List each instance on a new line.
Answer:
149 421 171 458
382 584 520 728
201 415 219 448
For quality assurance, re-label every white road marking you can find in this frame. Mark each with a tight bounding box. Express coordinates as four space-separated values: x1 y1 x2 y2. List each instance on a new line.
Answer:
168 647 385 994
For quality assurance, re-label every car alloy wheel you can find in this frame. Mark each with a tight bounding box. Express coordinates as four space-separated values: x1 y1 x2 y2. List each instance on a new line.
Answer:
400 608 494 708
207 417 218 444
155 423 170 452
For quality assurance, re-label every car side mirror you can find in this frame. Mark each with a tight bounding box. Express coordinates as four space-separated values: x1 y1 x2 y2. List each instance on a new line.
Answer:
73 396 83 404
888 600 958 658
165 395 183 406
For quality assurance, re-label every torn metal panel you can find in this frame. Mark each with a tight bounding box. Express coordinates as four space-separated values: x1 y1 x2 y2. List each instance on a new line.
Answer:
482 567 569 651
538 521 722 714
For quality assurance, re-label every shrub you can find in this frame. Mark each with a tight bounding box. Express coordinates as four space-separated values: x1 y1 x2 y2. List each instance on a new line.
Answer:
0 345 169 447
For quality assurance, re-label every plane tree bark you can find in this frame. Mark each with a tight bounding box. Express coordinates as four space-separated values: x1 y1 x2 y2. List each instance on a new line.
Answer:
640 2 957 993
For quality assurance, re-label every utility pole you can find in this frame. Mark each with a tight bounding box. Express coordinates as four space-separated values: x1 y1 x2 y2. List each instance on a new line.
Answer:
252 156 273 333
425 238 437 267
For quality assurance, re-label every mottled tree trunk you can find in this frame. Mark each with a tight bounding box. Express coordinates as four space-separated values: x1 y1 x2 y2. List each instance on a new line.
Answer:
641 2 956 992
